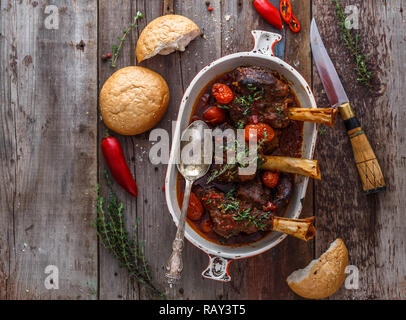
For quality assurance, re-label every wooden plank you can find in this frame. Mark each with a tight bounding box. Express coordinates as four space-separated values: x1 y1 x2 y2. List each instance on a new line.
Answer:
312 0 406 299
131 0 183 300
0 0 98 299
165 0 225 300
219 0 313 300
281 0 315 300
97 0 138 300
121 0 226 300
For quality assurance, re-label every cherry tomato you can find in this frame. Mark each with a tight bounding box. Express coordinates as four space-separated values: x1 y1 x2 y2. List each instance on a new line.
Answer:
201 219 213 233
212 83 234 104
181 192 204 221
244 123 275 143
262 171 280 189
204 106 226 125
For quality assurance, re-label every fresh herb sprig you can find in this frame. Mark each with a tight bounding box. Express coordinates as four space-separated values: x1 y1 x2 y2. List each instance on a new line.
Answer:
94 171 164 299
207 133 268 183
111 11 144 68
231 207 270 231
331 0 373 86
273 105 283 115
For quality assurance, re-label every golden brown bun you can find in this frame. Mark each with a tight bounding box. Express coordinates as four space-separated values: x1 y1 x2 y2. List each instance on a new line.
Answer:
287 238 348 299
100 66 169 135
136 14 200 63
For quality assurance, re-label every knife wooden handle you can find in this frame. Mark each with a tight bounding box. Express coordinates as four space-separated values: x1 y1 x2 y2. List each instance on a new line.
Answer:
339 103 386 193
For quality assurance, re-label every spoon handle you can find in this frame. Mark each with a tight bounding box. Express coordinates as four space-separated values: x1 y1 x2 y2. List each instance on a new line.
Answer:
165 179 193 286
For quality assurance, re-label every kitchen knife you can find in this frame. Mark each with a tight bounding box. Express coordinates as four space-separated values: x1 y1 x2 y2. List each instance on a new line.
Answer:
310 18 385 193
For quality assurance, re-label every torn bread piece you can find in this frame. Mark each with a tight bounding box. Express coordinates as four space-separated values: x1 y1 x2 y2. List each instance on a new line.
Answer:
136 15 200 63
287 238 348 299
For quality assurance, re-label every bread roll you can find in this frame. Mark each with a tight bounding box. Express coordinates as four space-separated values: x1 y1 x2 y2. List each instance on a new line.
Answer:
100 66 169 135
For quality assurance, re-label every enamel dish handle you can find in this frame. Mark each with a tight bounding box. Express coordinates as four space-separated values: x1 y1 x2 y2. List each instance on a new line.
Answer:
250 30 282 57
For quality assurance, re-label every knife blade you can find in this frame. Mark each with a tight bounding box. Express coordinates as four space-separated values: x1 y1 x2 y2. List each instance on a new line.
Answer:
310 18 386 193
310 19 349 107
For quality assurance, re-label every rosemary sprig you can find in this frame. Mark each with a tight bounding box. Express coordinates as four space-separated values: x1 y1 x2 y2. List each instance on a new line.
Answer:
111 11 144 68
331 0 372 86
94 171 164 299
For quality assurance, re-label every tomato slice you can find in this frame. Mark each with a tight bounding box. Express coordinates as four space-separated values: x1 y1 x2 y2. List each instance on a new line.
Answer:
181 192 204 221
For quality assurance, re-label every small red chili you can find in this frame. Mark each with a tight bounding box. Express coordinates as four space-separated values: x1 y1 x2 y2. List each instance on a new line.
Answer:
289 14 301 33
253 0 283 30
208 6 213 11
106 53 112 59
280 0 293 24
101 135 138 198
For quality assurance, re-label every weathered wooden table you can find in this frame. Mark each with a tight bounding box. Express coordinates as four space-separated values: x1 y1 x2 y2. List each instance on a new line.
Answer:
1 0 405 300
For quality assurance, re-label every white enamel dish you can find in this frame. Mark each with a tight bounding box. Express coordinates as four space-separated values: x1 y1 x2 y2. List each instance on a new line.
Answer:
165 31 317 281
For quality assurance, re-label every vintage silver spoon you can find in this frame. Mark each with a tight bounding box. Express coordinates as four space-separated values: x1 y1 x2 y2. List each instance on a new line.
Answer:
166 120 212 287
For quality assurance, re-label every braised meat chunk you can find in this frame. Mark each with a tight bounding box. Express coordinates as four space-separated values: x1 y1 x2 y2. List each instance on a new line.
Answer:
237 178 271 209
229 67 295 129
195 187 274 238
233 66 289 97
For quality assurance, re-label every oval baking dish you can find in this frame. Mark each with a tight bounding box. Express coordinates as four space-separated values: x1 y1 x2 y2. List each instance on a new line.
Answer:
165 30 317 282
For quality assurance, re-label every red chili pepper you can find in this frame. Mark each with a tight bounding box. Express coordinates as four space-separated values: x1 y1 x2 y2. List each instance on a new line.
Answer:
208 6 213 12
101 136 138 198
106 53 112 59
253 0 283 30
289 14 301 33
280 0 292 24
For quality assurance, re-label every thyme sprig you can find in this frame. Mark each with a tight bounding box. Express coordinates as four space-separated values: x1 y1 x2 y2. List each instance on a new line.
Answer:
94 171 164 299
331 0 372 86
207 134 268 183
111 11 144 68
